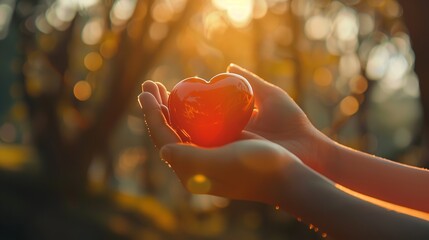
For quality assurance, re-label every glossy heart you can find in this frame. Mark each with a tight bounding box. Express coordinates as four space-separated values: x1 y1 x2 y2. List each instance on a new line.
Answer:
168 73 254 147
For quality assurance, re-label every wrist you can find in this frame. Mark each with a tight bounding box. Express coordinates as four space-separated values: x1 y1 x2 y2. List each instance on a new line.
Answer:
298 126 338 176
276 159 335 216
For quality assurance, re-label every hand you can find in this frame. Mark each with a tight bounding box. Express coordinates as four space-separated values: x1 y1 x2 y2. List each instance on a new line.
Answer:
225 64 328 171
160 139 303 205
138 64 331 178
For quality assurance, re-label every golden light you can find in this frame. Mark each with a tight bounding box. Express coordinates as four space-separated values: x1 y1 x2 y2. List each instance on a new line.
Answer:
339 96 359 116
73 80 92 101
204 11 228 40
336 184 429 221
313 67 333 87
187 174 212 194
212 0 254 28
84 52 103 71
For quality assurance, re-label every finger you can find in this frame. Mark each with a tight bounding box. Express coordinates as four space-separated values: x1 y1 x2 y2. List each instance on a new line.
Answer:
142 80 162 104
227 64 302 120
155 82 169 106
227 64 281 101
138 92 181 148
160 104 171 124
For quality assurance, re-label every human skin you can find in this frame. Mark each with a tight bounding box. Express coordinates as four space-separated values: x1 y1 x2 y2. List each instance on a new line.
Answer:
138 64 429 239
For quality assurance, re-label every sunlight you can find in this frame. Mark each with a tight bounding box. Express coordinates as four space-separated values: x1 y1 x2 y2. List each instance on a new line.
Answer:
204 12 228 39
212 0 254 27
336 184 429 221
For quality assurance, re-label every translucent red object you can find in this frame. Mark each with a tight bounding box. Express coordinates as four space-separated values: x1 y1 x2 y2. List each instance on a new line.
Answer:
168 73 254 147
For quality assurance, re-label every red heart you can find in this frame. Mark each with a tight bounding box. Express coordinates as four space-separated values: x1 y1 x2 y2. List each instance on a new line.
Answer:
168 73 254 147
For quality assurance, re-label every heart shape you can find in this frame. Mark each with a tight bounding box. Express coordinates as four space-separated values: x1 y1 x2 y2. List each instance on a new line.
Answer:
168 73 254 147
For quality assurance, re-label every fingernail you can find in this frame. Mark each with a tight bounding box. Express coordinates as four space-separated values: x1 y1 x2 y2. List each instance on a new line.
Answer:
227 63 236 72
160 145 171 161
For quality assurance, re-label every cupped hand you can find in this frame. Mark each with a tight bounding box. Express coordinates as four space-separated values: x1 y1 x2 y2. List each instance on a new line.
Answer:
138 64 330 179
226 64 331 173
160 139 302 204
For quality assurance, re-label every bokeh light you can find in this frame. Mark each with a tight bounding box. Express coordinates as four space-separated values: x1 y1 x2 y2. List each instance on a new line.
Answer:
73 80 92 101
305 15 331 40
187 174 212 194
212 0 254 27
340 96 359 116
84 52 103 71
313 67 333 87
82 18 104 45
110 0 137 25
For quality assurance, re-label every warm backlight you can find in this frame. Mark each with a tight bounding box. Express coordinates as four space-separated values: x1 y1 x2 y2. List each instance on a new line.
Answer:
168 73 254 147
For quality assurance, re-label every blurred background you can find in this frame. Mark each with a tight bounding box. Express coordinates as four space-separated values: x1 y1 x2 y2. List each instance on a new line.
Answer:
1 0 428 239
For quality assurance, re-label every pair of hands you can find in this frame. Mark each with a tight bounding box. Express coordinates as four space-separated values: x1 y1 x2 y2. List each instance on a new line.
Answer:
138 64 329 205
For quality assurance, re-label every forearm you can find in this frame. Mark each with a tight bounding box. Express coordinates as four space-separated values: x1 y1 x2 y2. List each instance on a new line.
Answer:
279 163 429 240
320 137 429 213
